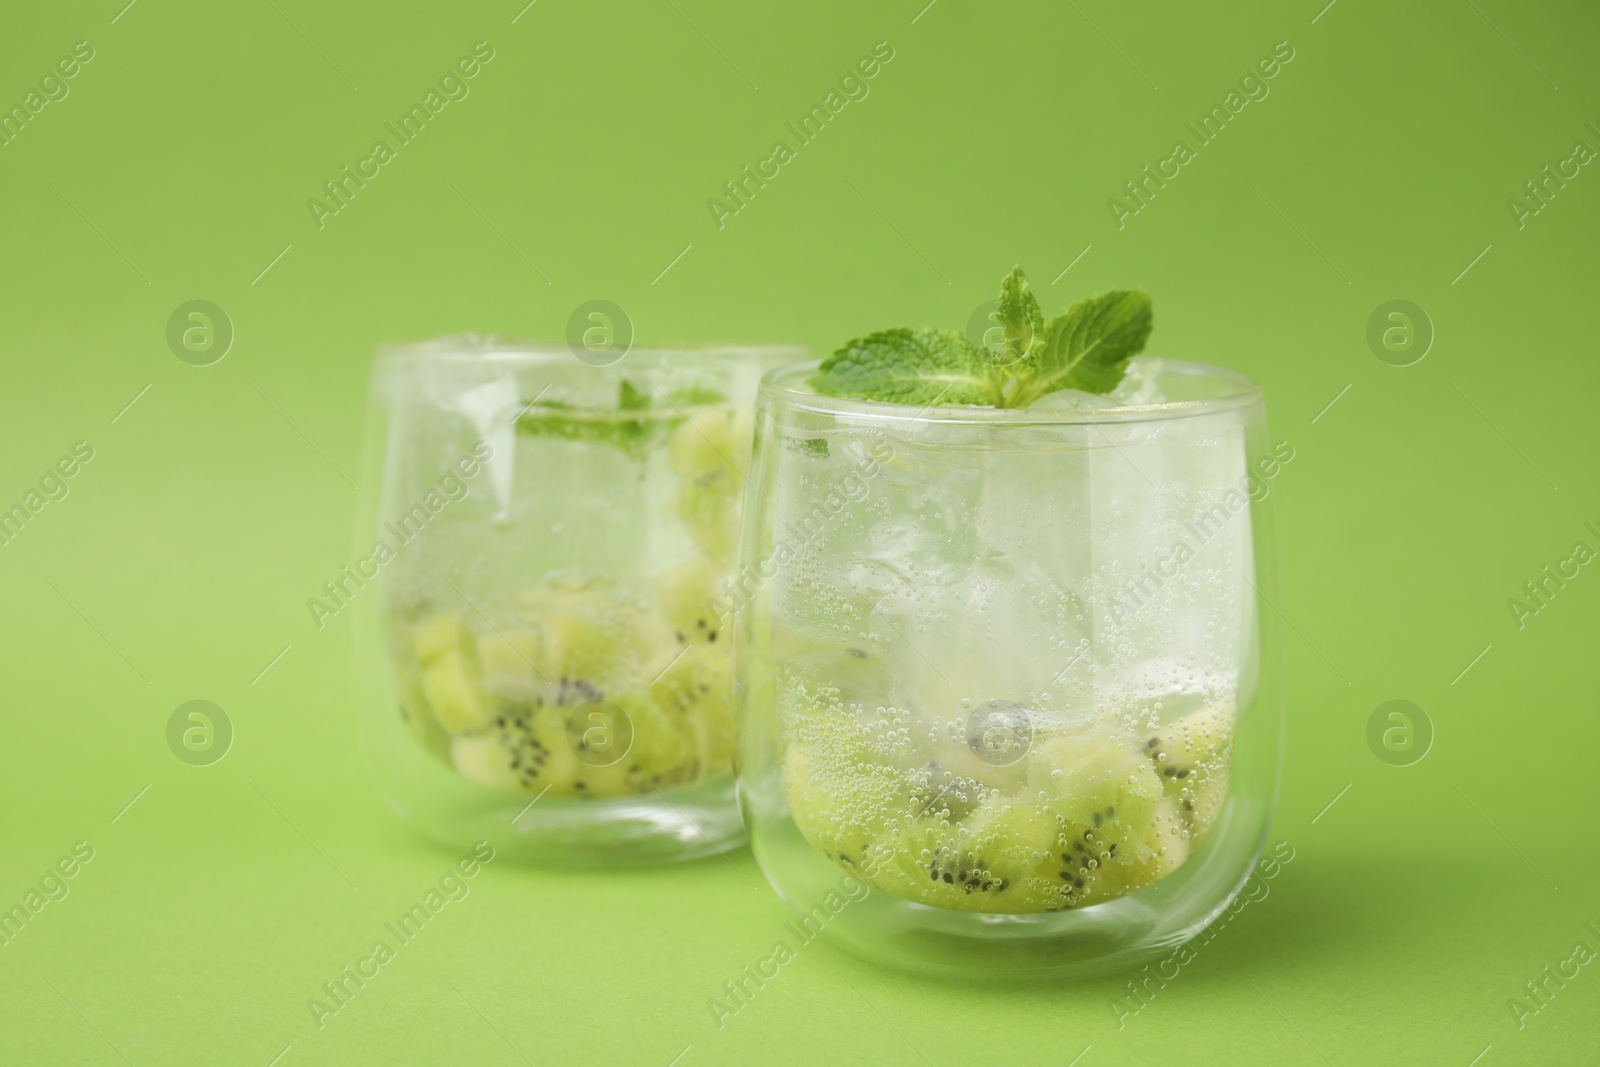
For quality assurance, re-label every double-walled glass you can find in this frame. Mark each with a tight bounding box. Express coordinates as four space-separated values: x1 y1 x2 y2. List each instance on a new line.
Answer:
353 338 798 865
734 358 1285 978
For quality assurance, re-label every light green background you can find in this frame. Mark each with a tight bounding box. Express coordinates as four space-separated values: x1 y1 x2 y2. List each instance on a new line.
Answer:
2 1 1597 1063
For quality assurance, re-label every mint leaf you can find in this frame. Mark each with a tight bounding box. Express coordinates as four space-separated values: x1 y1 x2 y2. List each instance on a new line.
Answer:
618 379 651 411
515 409 653 459
663 386 727 408
1015 290 1151 407
987 266 1044 366
515 381 731 457
809 270 1151 409
809 328 1001 407
516 381 655 458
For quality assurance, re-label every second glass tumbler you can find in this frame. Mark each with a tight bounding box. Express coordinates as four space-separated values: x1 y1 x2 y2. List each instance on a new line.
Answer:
353 338 799 864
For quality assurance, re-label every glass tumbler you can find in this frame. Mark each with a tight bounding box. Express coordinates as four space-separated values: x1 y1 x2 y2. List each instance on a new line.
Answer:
734 357 1286 978
353 337 799 865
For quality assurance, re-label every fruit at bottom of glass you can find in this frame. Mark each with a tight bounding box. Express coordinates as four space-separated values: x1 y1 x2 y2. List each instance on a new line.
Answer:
779 676 1233 913
395 563 733 799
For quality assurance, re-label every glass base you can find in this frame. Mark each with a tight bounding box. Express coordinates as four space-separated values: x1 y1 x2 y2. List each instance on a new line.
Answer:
386 775 747 867
749 803 1264 982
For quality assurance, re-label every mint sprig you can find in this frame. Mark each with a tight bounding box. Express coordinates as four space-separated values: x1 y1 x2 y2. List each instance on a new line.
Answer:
516 381 727 458
809 268 1151 409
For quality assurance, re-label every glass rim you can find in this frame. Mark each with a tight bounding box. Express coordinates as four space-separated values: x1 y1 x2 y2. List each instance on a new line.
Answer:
758 356 1262 425
373 335 807 368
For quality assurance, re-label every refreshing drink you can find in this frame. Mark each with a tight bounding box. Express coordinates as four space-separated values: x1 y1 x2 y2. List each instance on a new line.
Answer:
734 270 1284 977
356 340 797 863
393 400 745 798
761 359 1252 913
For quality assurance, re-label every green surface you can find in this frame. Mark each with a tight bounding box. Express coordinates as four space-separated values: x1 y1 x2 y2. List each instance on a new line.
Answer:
1 0 1597 1063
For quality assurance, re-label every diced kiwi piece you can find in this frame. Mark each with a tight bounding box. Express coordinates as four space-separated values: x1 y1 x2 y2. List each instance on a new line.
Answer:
451 731 521 790
420 647 491 733
668 408 742 481
452 705 573 794
782 738 913 876
547 614 626 695
649 643 732 775
912 716 1032 800
411 612 467 665
475 629 546 700
1027 734 1163 853
879 797 1070 912
523 575 664 698
1142 703 1233 839
907 762 989 824
1076 797 1193 906
610 692 697 792
669 410 744 558
655 556 725 646
398 678 452 762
